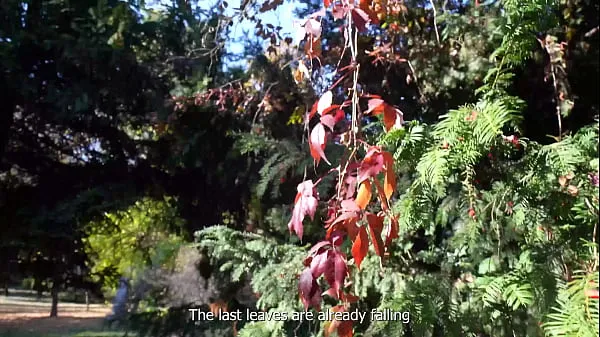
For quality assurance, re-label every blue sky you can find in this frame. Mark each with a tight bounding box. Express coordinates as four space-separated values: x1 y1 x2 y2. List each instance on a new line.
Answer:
148 0 301 66
215 0 299 56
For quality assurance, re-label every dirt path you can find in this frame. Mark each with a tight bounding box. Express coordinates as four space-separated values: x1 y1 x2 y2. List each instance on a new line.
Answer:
0 292 112 334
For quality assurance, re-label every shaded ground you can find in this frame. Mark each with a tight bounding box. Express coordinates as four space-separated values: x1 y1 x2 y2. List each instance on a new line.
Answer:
0 290 121 337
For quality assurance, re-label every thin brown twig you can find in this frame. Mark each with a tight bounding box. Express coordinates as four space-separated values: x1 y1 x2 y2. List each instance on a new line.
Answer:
251 82 278 127
549 62 563 140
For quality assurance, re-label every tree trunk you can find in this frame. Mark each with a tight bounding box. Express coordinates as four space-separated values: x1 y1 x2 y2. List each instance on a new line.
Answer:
50 279 59 317
85 290 89 311
34 278 43 299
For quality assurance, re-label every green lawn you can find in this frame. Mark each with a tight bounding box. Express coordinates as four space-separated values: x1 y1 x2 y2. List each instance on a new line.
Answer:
1 289 128 337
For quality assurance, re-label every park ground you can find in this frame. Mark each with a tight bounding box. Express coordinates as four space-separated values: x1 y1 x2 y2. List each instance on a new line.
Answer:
0 289 125 337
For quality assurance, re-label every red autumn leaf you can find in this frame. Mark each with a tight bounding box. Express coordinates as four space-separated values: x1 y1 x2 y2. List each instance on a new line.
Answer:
324 0 332 8
362 94 382 99
323 305 345 337
382 152 396 201
321 104 342 116
337 320 353 337
310 105 344 124
366 98 384 112
366 99 403 131
332 252 348 293
310 250 331 278
358 0 380 24
326 199 361 240
329 229 346 247
288 180 319 240
322 287 338 300
366 212 385 258
310 240 332 255
325 200 339 225
334 109 346 123
309 101 319 120
321 114 337 131
340 291 359 303
298 268 322 310
352 226 369 269
350 7 371 32
358 147 385 183
324 305 353 337
310 123 331 165
298 268 315 297
328 211 358 229
355 180 372 210
323 250 348 299
327 209 360 242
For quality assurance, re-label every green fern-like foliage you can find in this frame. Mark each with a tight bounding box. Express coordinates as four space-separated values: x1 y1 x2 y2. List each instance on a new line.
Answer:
543 271 599 337
191 1 598 336
195 226 318 337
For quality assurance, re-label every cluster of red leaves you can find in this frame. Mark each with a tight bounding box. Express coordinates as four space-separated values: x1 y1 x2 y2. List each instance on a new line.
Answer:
296 1 380 62
307 91 403 165
295 8 326 60
365 97 404 131
307 90 347 165
292 127 400 333
288 180 319 241
322 305 354 337
289 3 403 337
330 0 380 32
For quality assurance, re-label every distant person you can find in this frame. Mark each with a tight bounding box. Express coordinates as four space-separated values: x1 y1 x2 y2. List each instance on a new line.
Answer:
104 277 129 328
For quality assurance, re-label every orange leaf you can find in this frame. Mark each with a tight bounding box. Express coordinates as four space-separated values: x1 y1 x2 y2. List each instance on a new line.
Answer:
366 213 385 258
355 180 372 210
382 104 399 131
351 226 368 269
366 99 385 115
323 305 353 337
366 99 401 131
382 152 395 201
324 305 345 337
